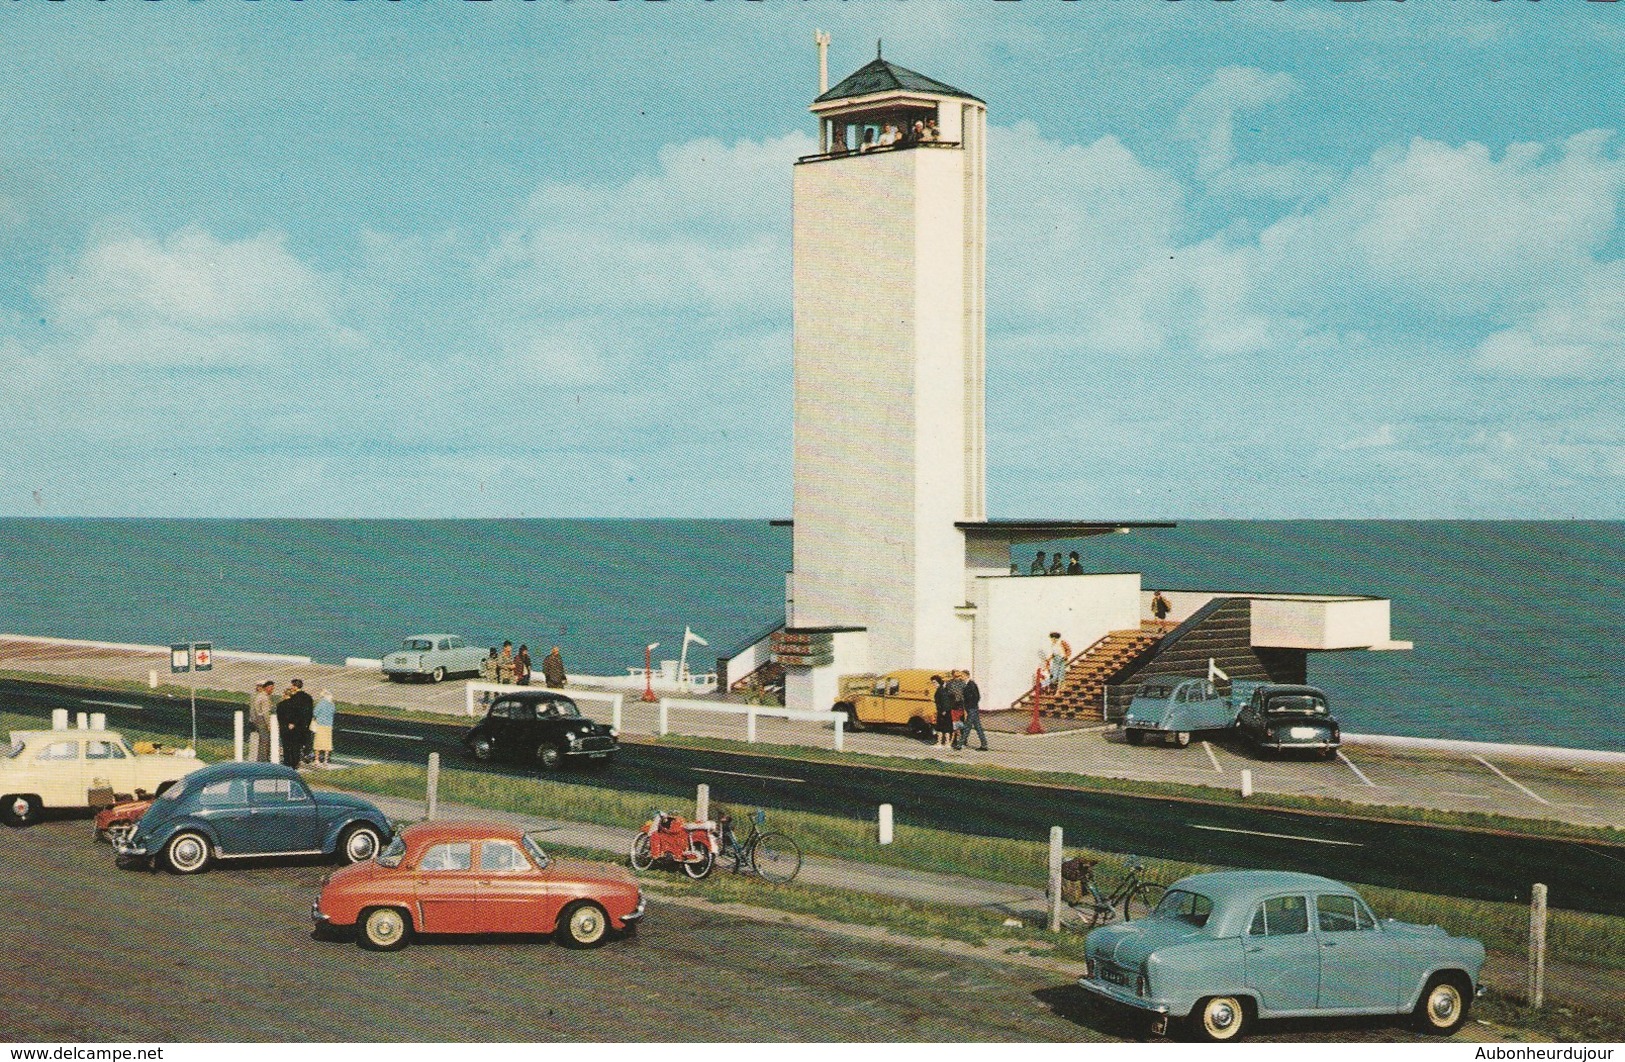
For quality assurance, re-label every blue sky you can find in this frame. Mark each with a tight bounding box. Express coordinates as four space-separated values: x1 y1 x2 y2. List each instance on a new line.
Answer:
2 1 1621 518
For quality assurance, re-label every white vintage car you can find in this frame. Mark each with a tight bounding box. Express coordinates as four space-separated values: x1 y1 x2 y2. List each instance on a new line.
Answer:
1 728 206 827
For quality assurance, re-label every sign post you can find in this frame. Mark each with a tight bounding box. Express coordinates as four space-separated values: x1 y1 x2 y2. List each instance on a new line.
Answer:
172 641 211 749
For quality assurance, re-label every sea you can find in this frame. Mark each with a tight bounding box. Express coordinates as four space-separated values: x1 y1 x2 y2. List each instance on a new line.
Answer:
1 519 1620 752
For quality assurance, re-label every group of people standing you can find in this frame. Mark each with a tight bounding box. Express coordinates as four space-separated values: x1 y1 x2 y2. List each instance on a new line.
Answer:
483 641 568 687
1026 550 1084 576
247 678 337 769
928 669 988 751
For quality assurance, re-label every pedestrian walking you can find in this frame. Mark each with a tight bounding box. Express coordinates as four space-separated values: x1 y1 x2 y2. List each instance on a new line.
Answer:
542 645 568 688
311 688 336 768
498 641 515 684
1047 632 1071 693
956 668 989 751
1030 550 1047 575
930 674 954 748
515 644 532 686
278 679 315 769
945 671 968 749
1152 589 1173 632
248 679 275 762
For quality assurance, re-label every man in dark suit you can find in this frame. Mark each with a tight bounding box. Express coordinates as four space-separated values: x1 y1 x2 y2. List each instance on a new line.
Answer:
278 679 315 769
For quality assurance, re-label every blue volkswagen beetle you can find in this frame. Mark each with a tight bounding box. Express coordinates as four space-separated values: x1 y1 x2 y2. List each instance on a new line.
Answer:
1078 870 1485 1041
115 761 392 875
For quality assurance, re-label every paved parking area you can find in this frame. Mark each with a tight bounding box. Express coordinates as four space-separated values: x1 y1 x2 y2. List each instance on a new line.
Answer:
4 636 1621 830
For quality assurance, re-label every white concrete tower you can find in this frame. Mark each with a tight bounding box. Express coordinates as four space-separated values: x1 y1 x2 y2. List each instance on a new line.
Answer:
789 48 987 677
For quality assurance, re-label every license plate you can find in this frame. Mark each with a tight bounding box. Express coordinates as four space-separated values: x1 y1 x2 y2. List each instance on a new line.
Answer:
1103 967 1128 986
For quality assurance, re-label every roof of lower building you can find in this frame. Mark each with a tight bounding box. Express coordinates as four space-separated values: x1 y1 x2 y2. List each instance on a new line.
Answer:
816 56 982 105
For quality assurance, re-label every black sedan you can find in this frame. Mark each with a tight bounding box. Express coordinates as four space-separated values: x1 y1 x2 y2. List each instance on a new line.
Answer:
462 691 619 770
1234 684 1341 760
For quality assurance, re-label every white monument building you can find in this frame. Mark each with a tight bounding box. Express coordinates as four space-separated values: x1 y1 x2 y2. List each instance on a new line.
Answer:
768 43 1407 719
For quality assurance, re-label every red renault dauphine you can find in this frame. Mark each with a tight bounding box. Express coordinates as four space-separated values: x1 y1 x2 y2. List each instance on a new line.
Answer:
313 820 645 950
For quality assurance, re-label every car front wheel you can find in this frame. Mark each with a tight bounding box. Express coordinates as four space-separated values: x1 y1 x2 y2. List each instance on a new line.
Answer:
1190 995 1249 1042
2 794 41 827
537 742 562 770
430 666 446 683
359 906 411 951
557 900 610 948
1413 974 1471 1035
165 831 212 874
338 823 382 864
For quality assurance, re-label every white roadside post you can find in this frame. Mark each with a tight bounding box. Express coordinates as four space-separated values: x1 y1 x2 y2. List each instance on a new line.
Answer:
77 712 88 729
90 712 106 730
51 708 68 730
1240 769 1253 798
233 711 244 762
878 803 893 845
1048 826 1065 933
747 708 758 744
149 669 159 690
1529 883 1548 1008
696 783 709 823
270 725 281 767
658 699 670 736
426 752 441 822
833 714 845 752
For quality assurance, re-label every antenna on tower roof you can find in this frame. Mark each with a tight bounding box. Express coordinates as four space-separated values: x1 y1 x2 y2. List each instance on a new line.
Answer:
815 29 831 93
877 39 883 60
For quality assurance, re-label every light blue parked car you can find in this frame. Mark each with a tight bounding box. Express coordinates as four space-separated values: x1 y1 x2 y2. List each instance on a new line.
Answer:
1121 676 1262 748
1078 870 1486 1041
382 633 487 683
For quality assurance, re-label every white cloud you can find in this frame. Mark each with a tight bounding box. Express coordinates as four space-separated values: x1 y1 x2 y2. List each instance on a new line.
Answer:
38 228 352 367
1258 132 1625 321
1339 424 1399 451
1474 262 1625 379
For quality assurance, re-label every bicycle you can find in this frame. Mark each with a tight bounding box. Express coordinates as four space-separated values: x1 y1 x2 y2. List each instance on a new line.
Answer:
715 808 802 884
1061 855 1164 927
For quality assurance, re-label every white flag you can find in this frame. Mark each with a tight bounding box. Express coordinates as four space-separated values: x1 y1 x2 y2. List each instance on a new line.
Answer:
684 626 709 648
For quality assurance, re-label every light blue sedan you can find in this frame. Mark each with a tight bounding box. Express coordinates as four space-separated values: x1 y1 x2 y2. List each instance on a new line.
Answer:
382 633 487 683
1078 870 1485 1041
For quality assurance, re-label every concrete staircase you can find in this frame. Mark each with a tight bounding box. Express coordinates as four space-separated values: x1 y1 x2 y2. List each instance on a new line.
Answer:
1011 627 1163 721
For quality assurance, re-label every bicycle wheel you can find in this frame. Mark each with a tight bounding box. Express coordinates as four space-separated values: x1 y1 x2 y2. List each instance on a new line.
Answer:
629 830 654 871
750 832 802 883
1123 883 1164 921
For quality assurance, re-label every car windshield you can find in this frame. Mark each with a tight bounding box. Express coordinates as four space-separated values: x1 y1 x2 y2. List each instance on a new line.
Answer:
403 639 433 651
157 778 187 802
521 831 552 869
1152 888 1214 927
377 833 407 868
1266 694 1327 715
1137 683 1174 699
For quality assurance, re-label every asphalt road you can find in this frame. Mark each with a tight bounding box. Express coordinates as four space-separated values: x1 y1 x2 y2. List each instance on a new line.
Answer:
3 819 1473 1043
6 677 1621 917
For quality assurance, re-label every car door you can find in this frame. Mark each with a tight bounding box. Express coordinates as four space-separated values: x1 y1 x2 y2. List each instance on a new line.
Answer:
487 698 531 759
1243 894 1320 1012
194 775 256 853
413 841 480 933
1314 892 1399 1010
474 838 550 934
247 775 323 853
30 737 85 804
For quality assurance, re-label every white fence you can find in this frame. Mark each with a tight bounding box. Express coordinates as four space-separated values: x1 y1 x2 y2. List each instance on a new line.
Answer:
462 682 845 751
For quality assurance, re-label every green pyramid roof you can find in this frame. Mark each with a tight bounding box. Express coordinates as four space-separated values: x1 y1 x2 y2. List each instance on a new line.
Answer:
815 56 982 106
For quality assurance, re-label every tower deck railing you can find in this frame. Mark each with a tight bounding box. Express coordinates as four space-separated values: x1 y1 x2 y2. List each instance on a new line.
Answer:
795 140 962 165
